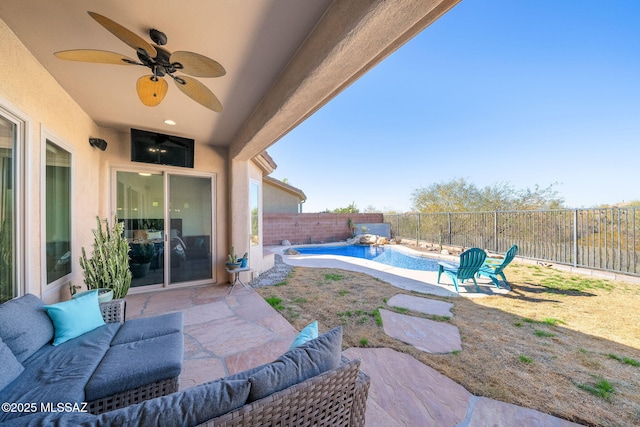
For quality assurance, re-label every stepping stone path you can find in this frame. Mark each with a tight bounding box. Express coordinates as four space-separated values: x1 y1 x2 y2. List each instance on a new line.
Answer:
380 309 461 353
382 294 460 353
358 293 583 426
344 347 584 427
387 294 453 317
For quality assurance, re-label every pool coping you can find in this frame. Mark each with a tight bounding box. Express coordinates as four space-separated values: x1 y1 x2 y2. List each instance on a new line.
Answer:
270 243 511 298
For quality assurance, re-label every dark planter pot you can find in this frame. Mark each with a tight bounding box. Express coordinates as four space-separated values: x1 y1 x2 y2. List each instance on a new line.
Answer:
130 262 151 278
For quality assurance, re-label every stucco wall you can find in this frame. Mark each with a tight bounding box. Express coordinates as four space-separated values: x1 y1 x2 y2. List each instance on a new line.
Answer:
0 18 104 302
0 18 230 301
263 183 300 213
263 213 384 246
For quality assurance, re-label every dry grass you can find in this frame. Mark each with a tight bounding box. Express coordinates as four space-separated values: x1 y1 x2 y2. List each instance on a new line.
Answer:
255 253 640 427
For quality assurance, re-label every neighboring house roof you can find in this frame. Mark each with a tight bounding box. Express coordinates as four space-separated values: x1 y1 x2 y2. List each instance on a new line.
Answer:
253 151 278 175
263 176 307 203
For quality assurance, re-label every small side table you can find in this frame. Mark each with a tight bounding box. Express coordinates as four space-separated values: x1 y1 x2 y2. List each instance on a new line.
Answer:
227 267 252 294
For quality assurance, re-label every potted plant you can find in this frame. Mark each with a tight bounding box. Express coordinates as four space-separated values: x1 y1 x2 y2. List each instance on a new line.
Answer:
239 252 249 268
129 242 155 278
347 218 357 237
79 216 132 300
226 246 242 270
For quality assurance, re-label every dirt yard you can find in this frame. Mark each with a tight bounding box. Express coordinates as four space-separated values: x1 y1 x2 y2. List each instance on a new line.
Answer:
255 253 640 427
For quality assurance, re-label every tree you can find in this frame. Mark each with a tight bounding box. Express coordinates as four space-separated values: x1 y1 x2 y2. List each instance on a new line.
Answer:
411 178 482 212
411 178 565 212
325 201 359 213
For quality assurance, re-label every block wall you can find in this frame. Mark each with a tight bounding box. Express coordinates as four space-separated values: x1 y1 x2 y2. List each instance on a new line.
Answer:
263 213 384 246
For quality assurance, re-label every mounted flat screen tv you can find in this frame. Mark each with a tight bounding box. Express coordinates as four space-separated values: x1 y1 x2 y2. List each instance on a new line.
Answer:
131 128 195 168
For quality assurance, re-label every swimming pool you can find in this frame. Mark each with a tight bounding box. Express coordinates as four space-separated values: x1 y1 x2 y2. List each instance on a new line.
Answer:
292 245 439 272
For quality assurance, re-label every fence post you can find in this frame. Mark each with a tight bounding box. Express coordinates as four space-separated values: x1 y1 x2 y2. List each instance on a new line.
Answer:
494 211 498 252
573 209 578 268
447 213 452 244
617 208 622 272
416 213 420 246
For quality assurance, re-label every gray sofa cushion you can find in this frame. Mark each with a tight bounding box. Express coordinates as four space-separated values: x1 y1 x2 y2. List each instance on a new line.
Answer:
0 378 250 427
95 378 250 426
0 294 54 362
247 326 343 402
0 322 120 423
0 338 23 390
85 332 184 401
111 312 183 345
0 412 96 426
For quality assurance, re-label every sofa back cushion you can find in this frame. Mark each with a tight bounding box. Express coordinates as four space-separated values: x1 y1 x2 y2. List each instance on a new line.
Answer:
247 326 342 403
95 378 251 427
0 338 24 391
0 294 54 362
111 312 183 345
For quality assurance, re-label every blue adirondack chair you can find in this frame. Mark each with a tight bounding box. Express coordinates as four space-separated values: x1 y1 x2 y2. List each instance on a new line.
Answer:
477 244 518 288
437 248 487 293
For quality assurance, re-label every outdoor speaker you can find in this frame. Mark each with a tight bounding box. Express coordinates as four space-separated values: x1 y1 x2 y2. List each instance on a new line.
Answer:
89 138 108 151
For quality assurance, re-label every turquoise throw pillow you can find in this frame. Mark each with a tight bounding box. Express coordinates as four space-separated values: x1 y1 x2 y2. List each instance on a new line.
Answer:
44 290 106 346
289 320 318 350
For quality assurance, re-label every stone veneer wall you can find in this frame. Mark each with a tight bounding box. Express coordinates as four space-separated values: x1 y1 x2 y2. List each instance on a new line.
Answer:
263 213 384 246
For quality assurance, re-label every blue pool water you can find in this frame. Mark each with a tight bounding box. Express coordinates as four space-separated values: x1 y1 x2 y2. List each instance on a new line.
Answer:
292 245 439 272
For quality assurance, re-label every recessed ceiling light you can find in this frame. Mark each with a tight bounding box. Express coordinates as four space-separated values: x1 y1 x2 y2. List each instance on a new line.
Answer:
164 119 176 126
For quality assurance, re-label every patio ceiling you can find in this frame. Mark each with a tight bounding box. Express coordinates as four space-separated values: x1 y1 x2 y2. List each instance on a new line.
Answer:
0 0 459 160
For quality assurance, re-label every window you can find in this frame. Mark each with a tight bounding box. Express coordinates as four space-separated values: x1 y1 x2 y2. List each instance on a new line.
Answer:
250 181 259 246
45 139 72 284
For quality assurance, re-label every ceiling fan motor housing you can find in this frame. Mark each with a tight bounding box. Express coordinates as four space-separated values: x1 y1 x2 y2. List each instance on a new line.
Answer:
149 28 167 46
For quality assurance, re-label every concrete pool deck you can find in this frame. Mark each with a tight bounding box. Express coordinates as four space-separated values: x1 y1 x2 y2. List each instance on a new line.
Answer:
271 244 511 298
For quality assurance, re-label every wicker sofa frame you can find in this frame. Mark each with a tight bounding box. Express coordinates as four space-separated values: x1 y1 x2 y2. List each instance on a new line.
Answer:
91 300 370 425
203 357 370 427
88 299 180 414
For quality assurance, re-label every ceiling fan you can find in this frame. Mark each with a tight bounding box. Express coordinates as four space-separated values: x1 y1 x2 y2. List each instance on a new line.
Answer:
54 11 225 112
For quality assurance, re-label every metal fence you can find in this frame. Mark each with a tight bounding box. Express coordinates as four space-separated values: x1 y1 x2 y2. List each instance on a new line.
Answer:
384 207 640 277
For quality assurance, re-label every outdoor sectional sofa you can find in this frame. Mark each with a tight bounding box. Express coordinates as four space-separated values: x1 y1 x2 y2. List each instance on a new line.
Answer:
0 292 370 426
0 292 184 424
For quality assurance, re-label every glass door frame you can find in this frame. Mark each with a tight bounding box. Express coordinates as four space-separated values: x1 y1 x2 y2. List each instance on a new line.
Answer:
110 165 217 292
0 104 26 301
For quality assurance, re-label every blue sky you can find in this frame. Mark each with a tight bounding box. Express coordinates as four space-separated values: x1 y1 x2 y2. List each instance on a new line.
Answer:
267 0 640 213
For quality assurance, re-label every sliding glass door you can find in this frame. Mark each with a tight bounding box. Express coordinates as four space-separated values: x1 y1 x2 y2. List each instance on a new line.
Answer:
169 175 212 284
115 170 214 289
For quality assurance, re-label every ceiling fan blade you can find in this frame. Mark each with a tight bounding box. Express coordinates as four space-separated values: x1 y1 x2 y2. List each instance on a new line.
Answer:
170 51 226 78
54 49 136 65
136 75 168 107
88 11 157 58
174 75 223 112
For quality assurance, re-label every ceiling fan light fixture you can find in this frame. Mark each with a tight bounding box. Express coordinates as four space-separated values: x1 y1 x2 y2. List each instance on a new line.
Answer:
136 75 168 106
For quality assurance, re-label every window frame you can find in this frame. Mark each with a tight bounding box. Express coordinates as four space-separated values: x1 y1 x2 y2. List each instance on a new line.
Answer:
40 128 74 295
249 179 260 247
